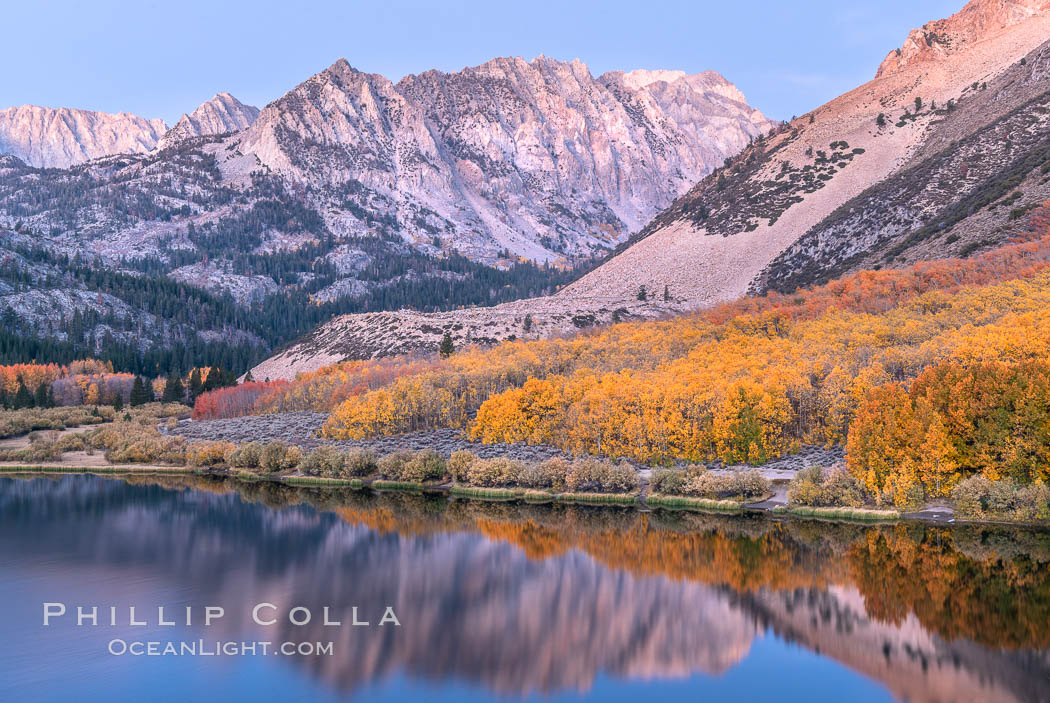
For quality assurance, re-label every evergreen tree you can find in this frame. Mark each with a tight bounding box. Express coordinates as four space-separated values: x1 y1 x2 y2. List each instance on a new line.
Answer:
162 373 185 403
13 379 33 409
113 394 124 411
637 285 648 301
244 369 255 383
188 369 203 400
439 332 455 359
663 285 670 302
129 376 150 406
34 382 49 408
523 314 533 333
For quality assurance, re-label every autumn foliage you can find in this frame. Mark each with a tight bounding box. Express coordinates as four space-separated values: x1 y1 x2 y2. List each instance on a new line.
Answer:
848 361 1050 504
192 380 290 420
309 210 1050 504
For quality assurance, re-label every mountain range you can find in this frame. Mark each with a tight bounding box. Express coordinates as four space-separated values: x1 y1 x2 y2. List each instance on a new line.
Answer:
0 55 771 373
3 0 1045 382
253 0 1050 380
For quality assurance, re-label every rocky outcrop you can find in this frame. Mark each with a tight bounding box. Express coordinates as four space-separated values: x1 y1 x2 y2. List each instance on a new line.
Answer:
0 105 167 168
158 92 259 147
876 0 1050 78
235 56 774 263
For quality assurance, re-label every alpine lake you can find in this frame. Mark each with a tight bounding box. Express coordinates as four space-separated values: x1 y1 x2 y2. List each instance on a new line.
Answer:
1 473 1048 703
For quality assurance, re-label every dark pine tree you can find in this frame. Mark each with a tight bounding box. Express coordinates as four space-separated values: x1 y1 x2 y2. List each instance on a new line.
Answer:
13 379 34 409
129 376 150 406
34 382 49 408
162 373 185 403
439 332 455 359
188 369 203 401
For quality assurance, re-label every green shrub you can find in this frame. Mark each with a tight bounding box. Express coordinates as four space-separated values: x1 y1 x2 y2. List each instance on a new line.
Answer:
185 441 236 467
377 450 415 480
228 442 264 469
300 446 347 478
466 457 523 487
788 465 868 507
260 442 301 473
7 439 63 462
0 406 113 438
651 468 688 495
565 458 608 492
952 476 1050 521
88 421 187 465
401 449 447 482
518 457 568 490
448 450 477 482
601 462 640 493
54 433 87 452
343 448 378 478
684 469 770 500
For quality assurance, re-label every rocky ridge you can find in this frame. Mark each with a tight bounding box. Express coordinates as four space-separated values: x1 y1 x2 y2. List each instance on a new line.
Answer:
233 56 773 264
250 0 1050 379
559 0 1050 307
0 105 167 168
158 92 260 148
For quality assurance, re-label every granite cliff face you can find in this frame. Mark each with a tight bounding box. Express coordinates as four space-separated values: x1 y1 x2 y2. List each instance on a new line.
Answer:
235 56 774 263
0 105 167 168
158 92 259 147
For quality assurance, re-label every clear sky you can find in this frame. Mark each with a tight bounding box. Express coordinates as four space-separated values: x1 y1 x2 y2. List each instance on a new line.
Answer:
3 0 963 124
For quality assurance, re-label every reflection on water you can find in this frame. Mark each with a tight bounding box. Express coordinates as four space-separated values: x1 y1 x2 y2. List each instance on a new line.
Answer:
0 473 1048 703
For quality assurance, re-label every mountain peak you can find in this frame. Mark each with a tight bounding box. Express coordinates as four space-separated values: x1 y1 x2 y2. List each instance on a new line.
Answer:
602 68 750 107
159 93 259 147
876 0 1050 78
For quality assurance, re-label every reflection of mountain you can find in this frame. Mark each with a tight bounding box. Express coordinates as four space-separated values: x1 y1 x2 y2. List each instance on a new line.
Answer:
1 475 1048 702
0 476 757 695
745 587 1050 703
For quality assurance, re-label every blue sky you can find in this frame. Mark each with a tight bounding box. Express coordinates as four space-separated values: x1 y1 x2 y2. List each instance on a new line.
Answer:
3 0 962 124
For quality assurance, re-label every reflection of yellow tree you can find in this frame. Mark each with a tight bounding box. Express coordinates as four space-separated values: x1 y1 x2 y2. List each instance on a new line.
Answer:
847 526 1050 649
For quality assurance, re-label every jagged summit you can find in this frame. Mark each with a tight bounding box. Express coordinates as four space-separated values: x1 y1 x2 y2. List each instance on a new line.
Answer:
876 0 1050 77
234 53 774 264
0 105 166 168
159 92 259 147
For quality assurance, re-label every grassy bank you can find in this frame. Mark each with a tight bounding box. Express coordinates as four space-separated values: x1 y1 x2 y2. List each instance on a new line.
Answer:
0 464 193 475
556 492 638 506
646 494 744 513
283 476 364 488
370 479 428 492
449 485 525 501
773 505 900 522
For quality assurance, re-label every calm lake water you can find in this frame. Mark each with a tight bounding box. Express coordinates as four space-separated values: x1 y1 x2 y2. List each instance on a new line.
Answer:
0 474 1048 703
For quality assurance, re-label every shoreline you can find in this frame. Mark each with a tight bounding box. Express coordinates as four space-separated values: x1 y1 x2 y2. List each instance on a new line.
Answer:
4 463 1047 529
